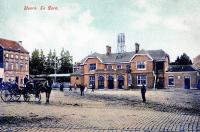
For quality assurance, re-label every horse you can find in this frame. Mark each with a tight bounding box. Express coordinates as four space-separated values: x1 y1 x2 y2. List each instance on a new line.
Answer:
25 78 53 103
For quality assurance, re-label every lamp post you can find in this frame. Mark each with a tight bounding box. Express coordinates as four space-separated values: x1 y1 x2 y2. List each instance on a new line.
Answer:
54 57 61 83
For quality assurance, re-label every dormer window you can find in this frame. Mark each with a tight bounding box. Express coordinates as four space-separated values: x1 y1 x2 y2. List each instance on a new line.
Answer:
107 65 112 70
126 64 131 69
137 61 146 70
89 64 96 71
117 65 122 70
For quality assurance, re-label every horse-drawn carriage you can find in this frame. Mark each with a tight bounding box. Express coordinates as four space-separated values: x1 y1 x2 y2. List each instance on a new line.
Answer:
0 78 52 102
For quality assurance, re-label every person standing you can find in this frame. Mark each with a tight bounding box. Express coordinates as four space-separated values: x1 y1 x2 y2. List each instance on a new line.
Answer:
141 83 146 103
60 82 64 91
91 84 95 92
69 83 72 91
80 84 85 96
24 75 29 87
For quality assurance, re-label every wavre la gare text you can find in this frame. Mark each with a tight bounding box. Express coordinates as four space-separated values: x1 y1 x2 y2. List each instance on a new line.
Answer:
24 5 58 11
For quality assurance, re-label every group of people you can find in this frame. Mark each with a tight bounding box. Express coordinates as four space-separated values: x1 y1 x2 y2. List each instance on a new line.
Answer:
64 83 95 96
68 82 147 102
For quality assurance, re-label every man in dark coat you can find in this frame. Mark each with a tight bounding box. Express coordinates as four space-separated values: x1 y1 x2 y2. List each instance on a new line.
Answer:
91 84 95 92
24 75 29 87
60 82 64 91
141 82 146 103
80 84 85 96
69 83 72 91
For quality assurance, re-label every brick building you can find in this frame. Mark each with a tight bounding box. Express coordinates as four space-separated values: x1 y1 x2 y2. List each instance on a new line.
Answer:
193 55 200 70
0 38 29 86
165 65 199 89
71 43 170 89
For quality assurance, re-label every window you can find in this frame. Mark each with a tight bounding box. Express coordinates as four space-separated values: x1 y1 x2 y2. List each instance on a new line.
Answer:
107 65 112 70
73 67 79 72
89 76 95 85
76 77 79 80
5 62 8 70
126 64 131 69
10 54 14 58
5 54 9 58
117 65 122 70
16 55 19 59
25 56 28 60
137 75 147 86
89 64 96 70
20 56 23 60
20 63 23 71
16 63 19 70
9 63 13 70
168 76 174 86
137 61 146 70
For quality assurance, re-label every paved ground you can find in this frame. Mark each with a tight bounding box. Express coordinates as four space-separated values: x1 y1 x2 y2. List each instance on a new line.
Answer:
0 88 200 132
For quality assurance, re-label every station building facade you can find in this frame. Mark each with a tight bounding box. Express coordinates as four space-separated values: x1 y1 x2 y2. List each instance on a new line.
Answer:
71 44 170 89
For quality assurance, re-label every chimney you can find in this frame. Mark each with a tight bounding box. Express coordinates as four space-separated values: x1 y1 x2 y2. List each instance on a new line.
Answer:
18 41 22 45
135 43 140 53
106 45 111 55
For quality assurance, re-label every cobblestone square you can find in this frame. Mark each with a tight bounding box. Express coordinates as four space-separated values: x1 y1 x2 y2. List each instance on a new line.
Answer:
0 88 200 132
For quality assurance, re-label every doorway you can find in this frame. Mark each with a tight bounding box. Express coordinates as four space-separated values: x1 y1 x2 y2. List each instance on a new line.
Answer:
118 75 124 89
184 76 190 89
108 76 114 89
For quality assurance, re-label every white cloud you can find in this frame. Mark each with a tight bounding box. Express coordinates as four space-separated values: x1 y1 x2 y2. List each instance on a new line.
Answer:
4 4 111 62
163 17 190 32
131 0 190 32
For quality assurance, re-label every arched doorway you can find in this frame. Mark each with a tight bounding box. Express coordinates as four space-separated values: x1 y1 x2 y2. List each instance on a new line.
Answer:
118 75 124 89
98 76 104 89
108 76 114 89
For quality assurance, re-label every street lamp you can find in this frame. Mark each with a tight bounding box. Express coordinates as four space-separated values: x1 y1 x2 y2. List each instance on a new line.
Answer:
53 57 61 83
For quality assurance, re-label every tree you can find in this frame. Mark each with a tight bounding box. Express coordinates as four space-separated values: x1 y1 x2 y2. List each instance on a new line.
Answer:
29 48 73 75
30 49 40 75
38 49 46 74
172 53 192 65
30 49 47 75
58 48 73 73
45 50 54 74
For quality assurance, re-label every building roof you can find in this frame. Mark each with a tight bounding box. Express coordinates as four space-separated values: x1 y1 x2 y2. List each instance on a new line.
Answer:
0 38 29 54
167 65 197 72
80 49 168 64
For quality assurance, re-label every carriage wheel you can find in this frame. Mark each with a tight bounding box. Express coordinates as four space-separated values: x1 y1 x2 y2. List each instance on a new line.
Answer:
0 89 12 102
23 93 30 102
11 90 21 101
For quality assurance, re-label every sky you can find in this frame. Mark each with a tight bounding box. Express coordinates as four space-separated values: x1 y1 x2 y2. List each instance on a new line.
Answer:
0 0 200 63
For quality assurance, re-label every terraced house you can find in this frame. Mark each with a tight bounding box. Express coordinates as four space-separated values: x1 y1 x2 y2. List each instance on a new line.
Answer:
0 38 29 86
71 43 170 89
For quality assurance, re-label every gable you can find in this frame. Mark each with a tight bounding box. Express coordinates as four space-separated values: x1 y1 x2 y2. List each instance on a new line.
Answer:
83 57 102 64
130 54 153 62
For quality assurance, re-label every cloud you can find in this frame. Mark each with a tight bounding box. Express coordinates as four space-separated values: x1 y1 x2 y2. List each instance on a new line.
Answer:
4 3 110 62
163 17 190 32
131 0 190 32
